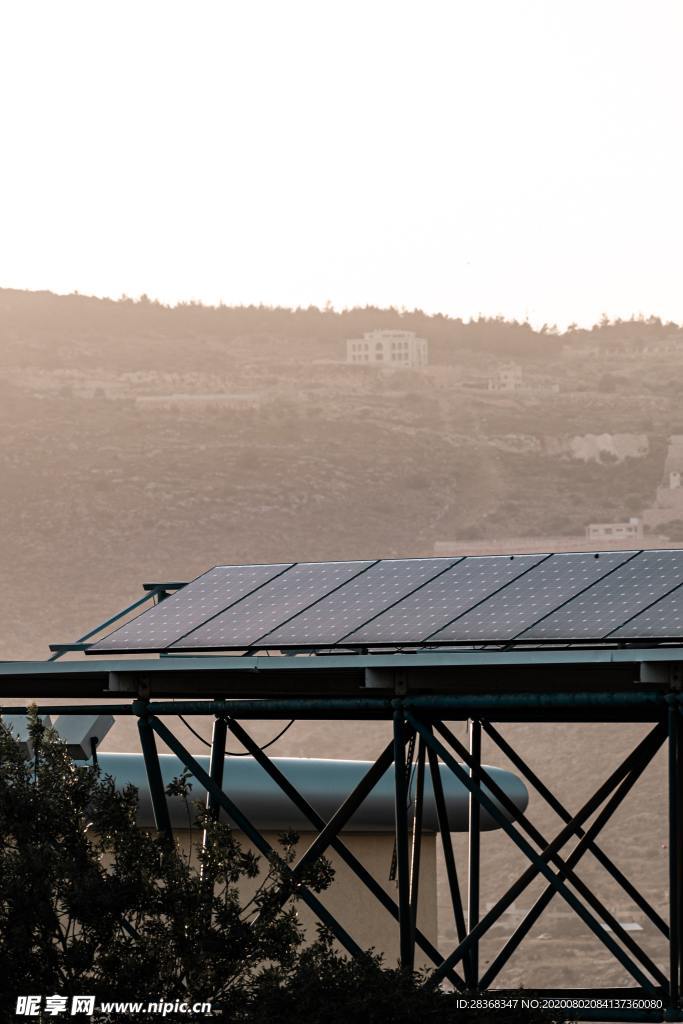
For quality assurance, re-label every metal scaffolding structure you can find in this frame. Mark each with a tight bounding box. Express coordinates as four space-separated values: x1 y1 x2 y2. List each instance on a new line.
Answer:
2 573 683 1022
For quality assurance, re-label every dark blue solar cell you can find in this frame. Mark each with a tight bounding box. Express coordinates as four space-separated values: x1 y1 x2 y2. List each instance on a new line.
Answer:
429 551 636 642
90 563 293 652
520 550 683 640
260 558 460 646
343 554 546 645
610 581 683 639
172 560 375 650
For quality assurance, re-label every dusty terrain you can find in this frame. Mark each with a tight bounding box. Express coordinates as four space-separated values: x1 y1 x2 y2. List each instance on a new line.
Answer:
1 289 682 990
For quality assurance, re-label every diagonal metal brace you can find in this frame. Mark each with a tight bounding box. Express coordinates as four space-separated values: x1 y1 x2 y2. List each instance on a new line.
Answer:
226 716 464 989
433 719 668 989
144 713 368 961
478 726 667 989
481 720 669 939
407 712 662 994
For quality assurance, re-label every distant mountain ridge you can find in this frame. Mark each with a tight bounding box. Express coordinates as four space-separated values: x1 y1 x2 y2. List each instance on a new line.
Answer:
2 287 682 363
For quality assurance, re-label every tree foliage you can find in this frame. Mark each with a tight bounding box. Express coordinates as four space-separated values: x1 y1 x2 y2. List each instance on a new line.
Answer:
0 712 570 1023
0 711 331 1018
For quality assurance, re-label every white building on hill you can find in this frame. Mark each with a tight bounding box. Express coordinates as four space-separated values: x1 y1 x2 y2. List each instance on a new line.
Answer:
346 329 428 368
488 363 523 392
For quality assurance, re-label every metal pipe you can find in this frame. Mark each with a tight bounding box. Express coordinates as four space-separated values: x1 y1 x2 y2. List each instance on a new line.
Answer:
1 690 667 719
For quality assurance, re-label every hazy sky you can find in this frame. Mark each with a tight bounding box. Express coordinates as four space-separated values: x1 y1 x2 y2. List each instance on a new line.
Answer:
1 1 681 328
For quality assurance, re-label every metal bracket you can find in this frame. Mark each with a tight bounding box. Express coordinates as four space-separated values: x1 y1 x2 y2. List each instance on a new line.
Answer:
394 669 408 696
107 672 151 698
363 667 408 694
640 661 683 690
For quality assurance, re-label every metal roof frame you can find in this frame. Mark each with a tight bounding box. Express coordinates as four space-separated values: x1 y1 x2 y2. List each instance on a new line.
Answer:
2 575 683 1017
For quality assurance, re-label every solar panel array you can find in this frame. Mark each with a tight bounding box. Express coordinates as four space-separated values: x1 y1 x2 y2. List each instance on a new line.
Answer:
88 550 683 654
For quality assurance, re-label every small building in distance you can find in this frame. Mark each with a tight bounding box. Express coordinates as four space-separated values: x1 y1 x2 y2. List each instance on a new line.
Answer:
585 517 643 544
346 329 428 368
485 363 560 395
433 520 676 557
488 363 523 392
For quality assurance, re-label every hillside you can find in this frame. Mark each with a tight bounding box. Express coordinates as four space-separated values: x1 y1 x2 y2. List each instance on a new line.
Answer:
1 288 682 988
1 289 682 657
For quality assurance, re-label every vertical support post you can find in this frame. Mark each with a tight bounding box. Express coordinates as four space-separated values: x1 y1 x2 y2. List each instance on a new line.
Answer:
205 715 228 821
202 715 228 865
138 713 172 839
678 708 683 1008
669 704 681 1009
468 718 481 987
393 707 412 970
409 734 426 959
425 738 469 969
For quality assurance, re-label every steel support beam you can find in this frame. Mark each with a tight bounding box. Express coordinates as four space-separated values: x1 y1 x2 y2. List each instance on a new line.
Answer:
143 711 368 961
9 659 682 1016
482 720 669 938
670 704 682 1008
205 714 228 822
225 717 463 988
425 732 468 951
393 710 413 970
137 712 172 839
434 719 668 990
407 712 663 993
201 714 228 871
409 734 426 965
468 718 481 987
479 730 666 989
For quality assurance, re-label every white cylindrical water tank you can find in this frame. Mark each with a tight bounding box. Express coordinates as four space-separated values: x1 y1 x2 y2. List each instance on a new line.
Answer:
96 753 528 833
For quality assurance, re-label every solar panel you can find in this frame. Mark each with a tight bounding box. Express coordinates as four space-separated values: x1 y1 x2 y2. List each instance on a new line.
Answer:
89 563 293 652
259 557 460 647
520 550 683 641
610 582 683 639
170 560 375 650
88 549 683 654
428 551 636 642
342 554 546 645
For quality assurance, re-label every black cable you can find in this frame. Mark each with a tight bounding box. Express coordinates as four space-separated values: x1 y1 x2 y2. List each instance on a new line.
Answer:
178 714 294 755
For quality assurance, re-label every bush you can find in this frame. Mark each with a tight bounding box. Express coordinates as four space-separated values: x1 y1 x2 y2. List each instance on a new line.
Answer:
239 933 572 1023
